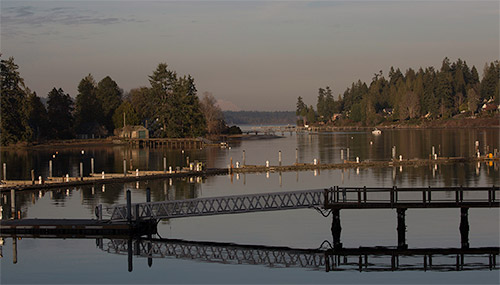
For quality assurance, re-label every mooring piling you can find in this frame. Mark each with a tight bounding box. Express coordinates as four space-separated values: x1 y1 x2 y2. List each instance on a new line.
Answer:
49 160 53 178
2 163 6 181
79 162 83 181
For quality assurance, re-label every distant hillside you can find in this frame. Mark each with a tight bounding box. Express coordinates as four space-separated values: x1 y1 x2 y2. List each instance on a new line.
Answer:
223 111 296 125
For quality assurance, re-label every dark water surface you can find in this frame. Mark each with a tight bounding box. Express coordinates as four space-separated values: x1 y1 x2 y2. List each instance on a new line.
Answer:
1 128 499 284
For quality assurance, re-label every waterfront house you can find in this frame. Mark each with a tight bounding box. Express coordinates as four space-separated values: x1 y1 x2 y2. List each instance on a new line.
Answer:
117 125 149 139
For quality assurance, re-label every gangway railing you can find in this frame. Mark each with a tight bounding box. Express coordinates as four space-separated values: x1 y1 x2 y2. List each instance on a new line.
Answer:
104 186 498 221
106 189 324 221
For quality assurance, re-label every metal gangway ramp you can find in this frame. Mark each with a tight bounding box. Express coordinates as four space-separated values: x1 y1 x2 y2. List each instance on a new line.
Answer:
106 189 325 221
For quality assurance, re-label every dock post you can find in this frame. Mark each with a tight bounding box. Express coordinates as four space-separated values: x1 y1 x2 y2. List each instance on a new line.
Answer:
2 163 6 181
331 209 342 249
295 148 298 164
123 159 127 176
243 150 246 166
347 148 350 161
279 150 282 166
126 190 132 224
397 208 407 249
459 207 470 249
163 157 167 173
91 158 94 175
80 162 83 181
31 169 35 185
341 149 344 160
49 160 53 178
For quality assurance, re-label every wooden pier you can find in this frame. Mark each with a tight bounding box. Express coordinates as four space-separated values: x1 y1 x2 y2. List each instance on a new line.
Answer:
0 186 498 247
0 156 497 192
0 168 228 192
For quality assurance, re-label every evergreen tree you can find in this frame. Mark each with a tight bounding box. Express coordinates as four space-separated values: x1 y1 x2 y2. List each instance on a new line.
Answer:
467 87 480 114
296 96 307 116
96 76 122 133
148 63 206 138
316 88 326 121
0 56 31 145
305 105 316 124
26 90 49 141
129 87 155 122
47 88 74 139
112 101 140 130
480 61 500 102
74 74 104 137
324 86 335 120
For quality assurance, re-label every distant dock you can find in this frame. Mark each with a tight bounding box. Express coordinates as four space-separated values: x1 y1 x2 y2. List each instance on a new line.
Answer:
0 156 497 192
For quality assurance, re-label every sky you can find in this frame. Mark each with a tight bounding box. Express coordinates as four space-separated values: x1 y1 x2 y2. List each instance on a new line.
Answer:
1 1 499 111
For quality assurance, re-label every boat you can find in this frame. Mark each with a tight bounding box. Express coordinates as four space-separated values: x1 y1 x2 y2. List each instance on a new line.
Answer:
371 128 382 135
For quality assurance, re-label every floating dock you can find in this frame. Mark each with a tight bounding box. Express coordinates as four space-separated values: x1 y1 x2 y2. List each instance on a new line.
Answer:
0 218 156 237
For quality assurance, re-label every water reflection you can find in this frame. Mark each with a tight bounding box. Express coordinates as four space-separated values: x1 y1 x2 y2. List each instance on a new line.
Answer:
2 129 498 180
1 235 497 273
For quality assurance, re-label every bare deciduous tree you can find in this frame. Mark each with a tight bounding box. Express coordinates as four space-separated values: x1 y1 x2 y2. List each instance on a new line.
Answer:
200 92 225 135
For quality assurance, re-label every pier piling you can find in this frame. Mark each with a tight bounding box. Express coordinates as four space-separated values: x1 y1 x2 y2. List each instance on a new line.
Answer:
2 163 6 181
49 160 53 178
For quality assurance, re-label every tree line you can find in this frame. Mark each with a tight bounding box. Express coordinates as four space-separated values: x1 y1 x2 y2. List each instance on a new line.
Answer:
297 58 499 126
0 56 231 146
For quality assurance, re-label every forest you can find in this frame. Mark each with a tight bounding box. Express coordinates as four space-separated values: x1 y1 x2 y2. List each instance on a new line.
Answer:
0 56 231 146
297 58 499 126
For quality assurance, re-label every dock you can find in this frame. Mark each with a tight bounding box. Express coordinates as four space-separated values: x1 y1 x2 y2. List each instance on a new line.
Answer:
1 186 498 248
0 218 156 237
0 156 497 192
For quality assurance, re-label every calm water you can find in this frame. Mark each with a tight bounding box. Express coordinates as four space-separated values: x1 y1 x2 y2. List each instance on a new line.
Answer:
1 128 499 284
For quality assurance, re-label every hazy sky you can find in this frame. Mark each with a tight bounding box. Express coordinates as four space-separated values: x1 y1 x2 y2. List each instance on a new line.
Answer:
1 1 499 111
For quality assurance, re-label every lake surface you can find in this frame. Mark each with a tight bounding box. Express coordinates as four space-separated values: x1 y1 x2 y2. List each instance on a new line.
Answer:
1 128 499 284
